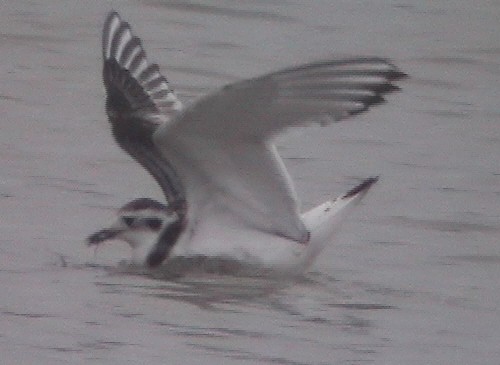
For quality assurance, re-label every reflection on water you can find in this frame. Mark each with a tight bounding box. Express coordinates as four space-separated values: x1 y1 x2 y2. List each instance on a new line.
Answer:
84 255 396 326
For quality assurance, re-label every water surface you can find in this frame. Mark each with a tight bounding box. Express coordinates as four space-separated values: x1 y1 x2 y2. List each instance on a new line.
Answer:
1 1 499 364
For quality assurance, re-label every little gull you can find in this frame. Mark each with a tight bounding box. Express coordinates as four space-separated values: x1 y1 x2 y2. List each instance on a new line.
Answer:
87 11 406 273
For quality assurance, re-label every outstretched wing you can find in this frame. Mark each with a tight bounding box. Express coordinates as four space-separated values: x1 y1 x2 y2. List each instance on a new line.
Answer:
155 58 406 242
102 11 183 118
102 11 185 211
166 57 405 139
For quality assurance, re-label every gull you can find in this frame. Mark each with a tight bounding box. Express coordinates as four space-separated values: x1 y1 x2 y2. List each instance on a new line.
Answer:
87 11 406 273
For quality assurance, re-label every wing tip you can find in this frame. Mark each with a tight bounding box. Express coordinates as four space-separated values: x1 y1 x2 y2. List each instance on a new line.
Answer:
102 10 182 117
388 69 408 81
342 176 379 199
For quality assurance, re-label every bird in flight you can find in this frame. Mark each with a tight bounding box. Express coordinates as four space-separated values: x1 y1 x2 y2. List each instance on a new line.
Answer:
87 11 406 273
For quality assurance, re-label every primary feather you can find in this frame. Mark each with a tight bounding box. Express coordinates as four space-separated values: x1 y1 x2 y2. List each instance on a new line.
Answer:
94 11 406 269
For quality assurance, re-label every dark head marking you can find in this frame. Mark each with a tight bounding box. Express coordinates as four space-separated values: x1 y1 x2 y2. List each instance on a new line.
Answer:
122 216 135 227
144 217 163 231
120 198 168 212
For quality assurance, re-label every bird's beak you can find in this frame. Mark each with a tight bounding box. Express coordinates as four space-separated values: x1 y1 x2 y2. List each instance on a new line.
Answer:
86 228 122 246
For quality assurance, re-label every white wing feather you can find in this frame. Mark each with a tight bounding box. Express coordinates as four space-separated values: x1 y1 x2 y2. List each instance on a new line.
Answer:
154 58 405 242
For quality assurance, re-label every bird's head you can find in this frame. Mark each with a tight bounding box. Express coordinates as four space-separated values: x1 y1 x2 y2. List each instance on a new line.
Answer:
87 198 179 265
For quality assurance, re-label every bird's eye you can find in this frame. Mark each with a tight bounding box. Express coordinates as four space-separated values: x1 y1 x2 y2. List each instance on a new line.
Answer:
122 216 135 227
144 218 163 231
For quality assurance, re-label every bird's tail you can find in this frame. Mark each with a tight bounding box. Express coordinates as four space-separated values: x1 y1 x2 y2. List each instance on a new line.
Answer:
298 176 379 269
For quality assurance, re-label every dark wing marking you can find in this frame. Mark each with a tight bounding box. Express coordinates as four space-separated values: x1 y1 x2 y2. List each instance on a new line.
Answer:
102 11 182 116
269 57 407 118
169 57 406 140
102 11 186 216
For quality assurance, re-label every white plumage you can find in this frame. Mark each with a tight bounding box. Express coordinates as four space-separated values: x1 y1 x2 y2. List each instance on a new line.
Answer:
88 11 406 273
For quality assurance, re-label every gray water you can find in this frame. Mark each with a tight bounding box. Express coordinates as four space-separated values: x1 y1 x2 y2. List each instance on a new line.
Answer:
1 1 499 364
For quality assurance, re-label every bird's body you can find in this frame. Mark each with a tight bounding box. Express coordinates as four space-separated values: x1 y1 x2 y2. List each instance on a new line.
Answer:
88 11 406 273
173 178 378 271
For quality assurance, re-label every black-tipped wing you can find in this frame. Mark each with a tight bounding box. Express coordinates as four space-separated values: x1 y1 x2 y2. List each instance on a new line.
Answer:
102 11 186 211
100 11 406 267
154 58 405 244
165 57 406 139
271 57 406 120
